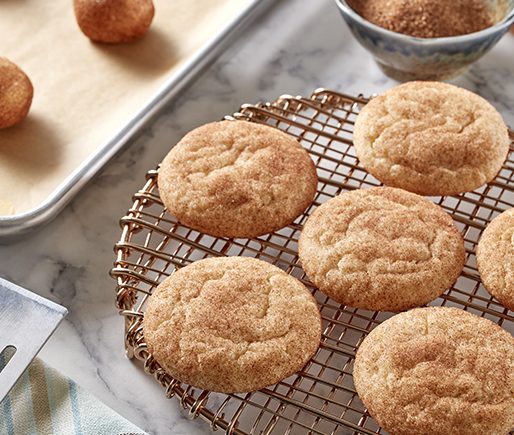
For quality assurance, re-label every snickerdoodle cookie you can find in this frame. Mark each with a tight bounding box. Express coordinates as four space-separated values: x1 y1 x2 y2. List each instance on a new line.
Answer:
143 257 321 393
353 82 510 196
353 307 514 435
299 187 465 311
73 0 154 43
477 208 514 311
0 58 33 129
158 121 318 238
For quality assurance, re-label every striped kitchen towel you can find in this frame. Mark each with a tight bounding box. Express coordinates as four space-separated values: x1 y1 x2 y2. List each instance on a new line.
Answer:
0 353 147 435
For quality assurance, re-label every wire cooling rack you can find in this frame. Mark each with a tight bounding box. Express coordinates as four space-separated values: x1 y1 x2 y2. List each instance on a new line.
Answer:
111 89 514 435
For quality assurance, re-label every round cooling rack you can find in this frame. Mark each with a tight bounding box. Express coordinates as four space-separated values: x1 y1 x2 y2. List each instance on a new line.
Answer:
111 89 514 435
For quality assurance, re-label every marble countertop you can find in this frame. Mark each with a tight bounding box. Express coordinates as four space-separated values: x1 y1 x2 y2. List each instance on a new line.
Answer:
1 1 513 434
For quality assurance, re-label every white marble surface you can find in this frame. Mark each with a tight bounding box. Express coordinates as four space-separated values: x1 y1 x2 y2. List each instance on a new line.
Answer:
1 1 513 434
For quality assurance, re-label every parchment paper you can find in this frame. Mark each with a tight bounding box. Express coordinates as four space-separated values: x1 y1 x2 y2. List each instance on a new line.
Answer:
0 0 251 215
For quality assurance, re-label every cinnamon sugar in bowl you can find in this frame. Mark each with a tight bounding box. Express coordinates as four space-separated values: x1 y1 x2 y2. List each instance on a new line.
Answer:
335 0 514 81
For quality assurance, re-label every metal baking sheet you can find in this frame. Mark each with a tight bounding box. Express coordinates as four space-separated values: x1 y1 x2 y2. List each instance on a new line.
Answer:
0 0 272 239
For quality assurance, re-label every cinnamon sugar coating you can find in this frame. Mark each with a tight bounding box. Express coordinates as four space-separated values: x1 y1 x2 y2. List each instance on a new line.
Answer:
354 307 514 435
143 257 322 393
353 82 510 196
0 58 33 129
477 208 514 311
299 187 465 311
348 0 493 38
158 121 318 238
73 0 154 43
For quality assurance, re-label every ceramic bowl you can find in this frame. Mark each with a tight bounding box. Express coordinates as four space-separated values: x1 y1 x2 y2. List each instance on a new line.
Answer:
335 0 514 81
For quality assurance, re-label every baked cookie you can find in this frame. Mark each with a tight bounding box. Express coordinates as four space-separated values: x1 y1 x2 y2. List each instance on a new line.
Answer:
477 208 514 311
73 0 154 43
158 121 318 238
299 187 465 311
353 81 510 196
143 257 321 393
0 58 33 129
353 307 514 435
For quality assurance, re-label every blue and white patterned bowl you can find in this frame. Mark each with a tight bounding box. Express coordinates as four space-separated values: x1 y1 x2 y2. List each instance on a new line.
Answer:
335 0 514 81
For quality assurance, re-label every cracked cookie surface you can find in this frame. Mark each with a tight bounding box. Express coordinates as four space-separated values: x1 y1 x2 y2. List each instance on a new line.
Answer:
298 187 465 311
158 121 318 238
353 81 510 196
477 208 514 311
143 257 322 393
353 307 514 435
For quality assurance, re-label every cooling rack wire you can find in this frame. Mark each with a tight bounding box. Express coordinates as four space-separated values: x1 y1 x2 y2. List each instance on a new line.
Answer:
111 88 514 435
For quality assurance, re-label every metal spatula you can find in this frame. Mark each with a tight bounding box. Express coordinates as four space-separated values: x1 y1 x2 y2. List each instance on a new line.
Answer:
0 277 67 402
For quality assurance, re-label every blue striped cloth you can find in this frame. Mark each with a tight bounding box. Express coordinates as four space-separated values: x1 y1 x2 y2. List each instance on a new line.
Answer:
0 352 146 435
